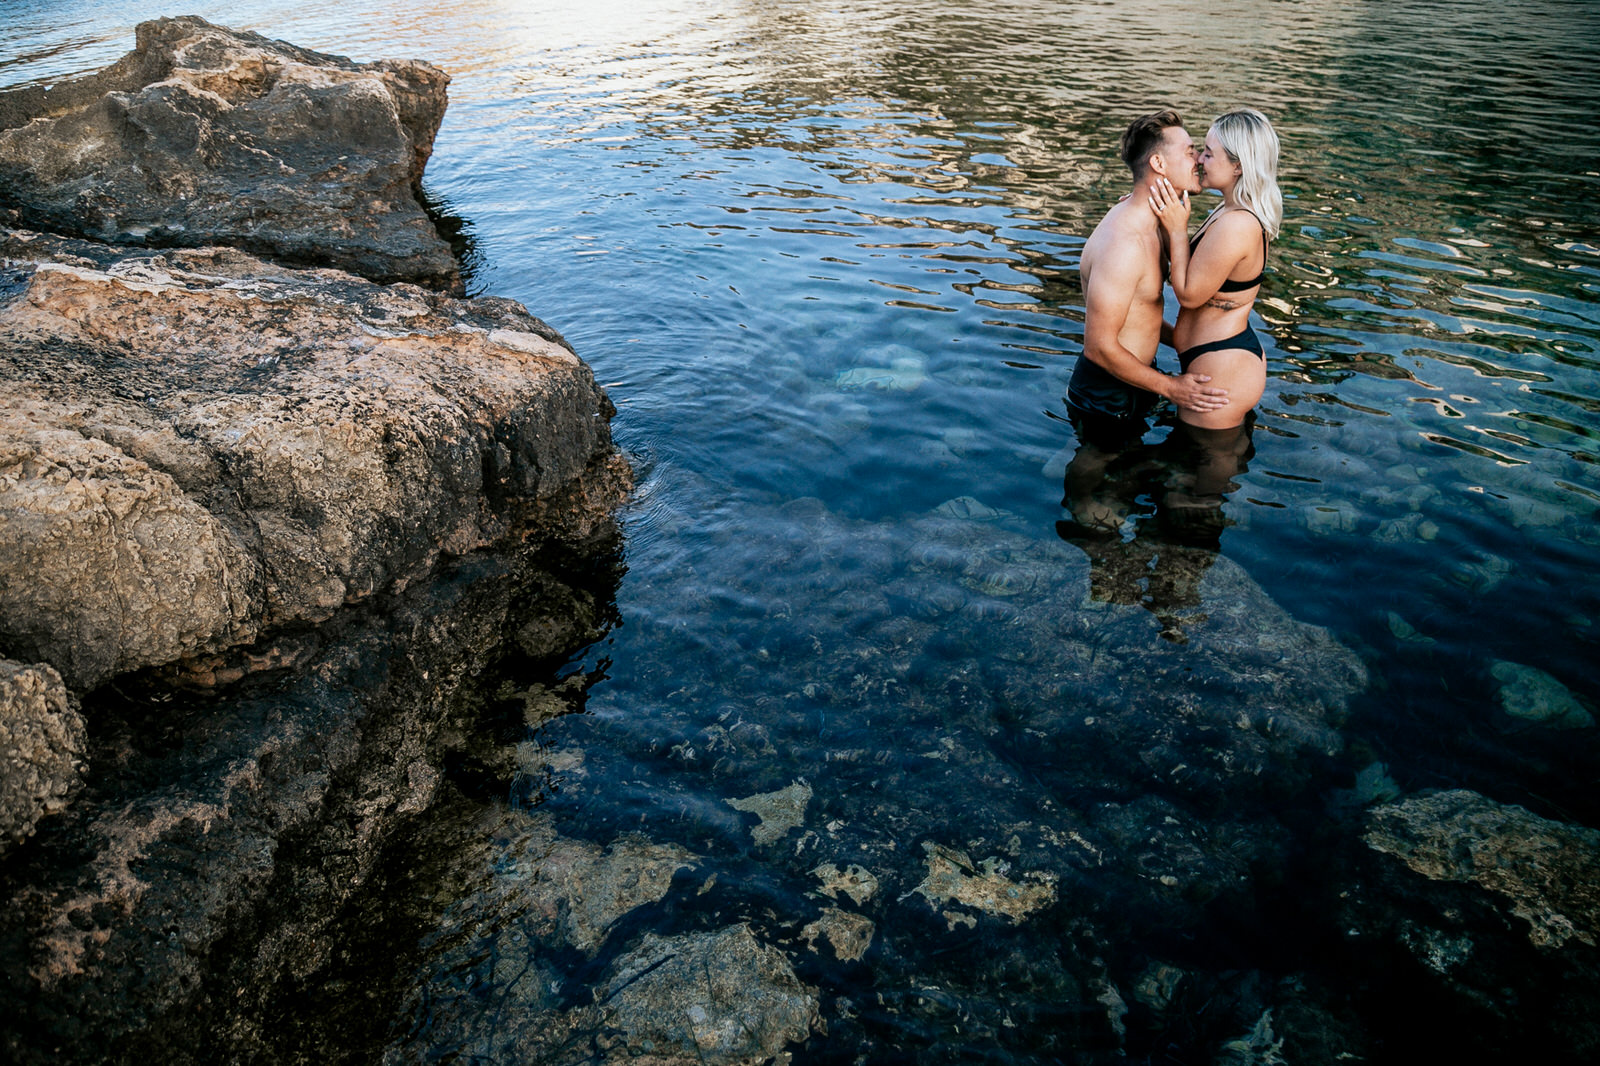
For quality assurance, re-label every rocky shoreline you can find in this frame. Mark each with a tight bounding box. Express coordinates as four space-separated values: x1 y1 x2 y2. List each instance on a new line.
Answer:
1 17 630 1062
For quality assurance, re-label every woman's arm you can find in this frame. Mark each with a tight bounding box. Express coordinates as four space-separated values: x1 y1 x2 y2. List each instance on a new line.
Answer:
1151 181 1256 309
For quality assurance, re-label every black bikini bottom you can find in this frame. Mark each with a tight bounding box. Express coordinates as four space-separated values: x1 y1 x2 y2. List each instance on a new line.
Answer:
1178 326 1264 373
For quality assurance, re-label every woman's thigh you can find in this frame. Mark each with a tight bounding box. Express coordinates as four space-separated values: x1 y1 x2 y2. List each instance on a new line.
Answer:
1180 348 1266 429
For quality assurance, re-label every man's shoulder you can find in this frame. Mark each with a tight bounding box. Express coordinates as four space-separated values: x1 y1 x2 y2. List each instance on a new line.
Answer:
1085 203 1160 277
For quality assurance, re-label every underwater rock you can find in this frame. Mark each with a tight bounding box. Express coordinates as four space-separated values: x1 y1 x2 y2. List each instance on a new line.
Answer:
380 812 717 1064
727 778 812 847
1341 789 1600 1058
0 16 460 289
801 907 875 962
370 484 1373 1063
1490 659 1594 729
1384 611 1435 644
1214 1009 1287 1065
908 841 1057 926
595 924 821 1063
1329 760 1403 810
0 658 83 852
1364 789 1600 950
0 228 627 689
932 494 1011 521
537 832 699 954
812 861 879 905
1302 502 1358 534
835 353 926 391
1131 962 1185 1013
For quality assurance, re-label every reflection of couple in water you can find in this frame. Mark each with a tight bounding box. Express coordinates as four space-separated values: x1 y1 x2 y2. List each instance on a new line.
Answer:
1057 107 1280 640
1057 414 1255 643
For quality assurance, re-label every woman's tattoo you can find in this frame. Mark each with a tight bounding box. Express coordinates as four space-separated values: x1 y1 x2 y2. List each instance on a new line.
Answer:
1206 296 1240 311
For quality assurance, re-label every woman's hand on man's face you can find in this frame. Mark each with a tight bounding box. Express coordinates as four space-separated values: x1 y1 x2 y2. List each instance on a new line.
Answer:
1148 177 1190 232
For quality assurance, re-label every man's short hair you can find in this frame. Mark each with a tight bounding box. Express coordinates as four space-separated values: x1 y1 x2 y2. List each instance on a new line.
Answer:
1120 110 1184 178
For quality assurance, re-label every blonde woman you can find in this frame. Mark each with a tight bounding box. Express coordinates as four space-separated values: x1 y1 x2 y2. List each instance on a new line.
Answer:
1149 108 1282 429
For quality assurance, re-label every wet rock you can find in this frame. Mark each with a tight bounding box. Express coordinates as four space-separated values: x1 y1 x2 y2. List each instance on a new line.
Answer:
727 778 812 847
1364 789 1600 949
1491 659 1594 730
908 841 1057 927
1130 962 1185 1012
0 228 628 689
1327 760 1402 813
0 535 627 1066
812 861 879 905
537 832 699 954
1214 1009 1287 1065
0 17 459 289
802 907 875 962
595 924 820 1064
834 348 926 391
1338 789 1600 1059
0 658 83 851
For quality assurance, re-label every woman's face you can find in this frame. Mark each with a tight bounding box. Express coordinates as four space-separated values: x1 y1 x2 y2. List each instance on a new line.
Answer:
1197 128 1240 191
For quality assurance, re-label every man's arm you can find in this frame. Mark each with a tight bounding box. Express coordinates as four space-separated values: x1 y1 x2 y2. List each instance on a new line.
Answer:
1083 239 1228 412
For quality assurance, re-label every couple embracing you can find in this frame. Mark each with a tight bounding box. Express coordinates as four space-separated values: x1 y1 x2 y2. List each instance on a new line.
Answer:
1068 108 1281 442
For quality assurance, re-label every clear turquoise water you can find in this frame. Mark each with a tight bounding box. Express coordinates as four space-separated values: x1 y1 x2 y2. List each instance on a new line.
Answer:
5 0 1599 1059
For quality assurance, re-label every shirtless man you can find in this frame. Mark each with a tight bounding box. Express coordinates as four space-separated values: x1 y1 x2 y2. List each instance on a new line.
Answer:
1067 110 1229 443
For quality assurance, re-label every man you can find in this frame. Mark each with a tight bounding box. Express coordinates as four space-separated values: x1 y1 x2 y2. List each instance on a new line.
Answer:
1067 109 1229 442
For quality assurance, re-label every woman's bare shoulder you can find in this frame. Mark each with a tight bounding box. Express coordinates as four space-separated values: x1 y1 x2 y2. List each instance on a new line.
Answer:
1210 208 1265 240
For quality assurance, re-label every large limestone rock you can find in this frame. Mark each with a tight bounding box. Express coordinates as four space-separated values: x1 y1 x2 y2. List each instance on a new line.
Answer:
1365 789 1600 950
0 658 84 851
1344 789 1600 1058
0 227 628 690
0 16 460 290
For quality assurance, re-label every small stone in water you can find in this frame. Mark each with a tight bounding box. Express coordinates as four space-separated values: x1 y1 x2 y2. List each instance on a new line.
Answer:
727 779 813 845
933 495 1007 521
1491 660 1594 729
1386 611 1435 644
834 355 926 391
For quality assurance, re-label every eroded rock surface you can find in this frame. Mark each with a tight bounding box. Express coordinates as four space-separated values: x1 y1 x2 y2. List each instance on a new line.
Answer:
1365 789 1600 950
0 658 83 851
0 536 627 1066
0 16 459 289
0 227 628 690
1340 789 1600 1059
597 925 821 1064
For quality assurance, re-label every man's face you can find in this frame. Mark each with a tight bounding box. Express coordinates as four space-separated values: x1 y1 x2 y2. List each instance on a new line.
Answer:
1154 126 1201 193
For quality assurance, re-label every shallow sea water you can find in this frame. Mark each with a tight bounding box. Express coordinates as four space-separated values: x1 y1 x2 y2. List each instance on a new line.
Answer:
5 0 1599 1061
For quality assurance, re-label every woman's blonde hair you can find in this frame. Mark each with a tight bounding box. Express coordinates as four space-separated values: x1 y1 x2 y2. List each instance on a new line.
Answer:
1212 108 1282 239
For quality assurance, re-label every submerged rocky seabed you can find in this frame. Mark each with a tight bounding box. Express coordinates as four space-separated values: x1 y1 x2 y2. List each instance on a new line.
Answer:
2 14 1599 1066
372 486 1600 1063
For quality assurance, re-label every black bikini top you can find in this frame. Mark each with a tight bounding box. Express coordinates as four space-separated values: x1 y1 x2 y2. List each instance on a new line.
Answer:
1188 211 1267 292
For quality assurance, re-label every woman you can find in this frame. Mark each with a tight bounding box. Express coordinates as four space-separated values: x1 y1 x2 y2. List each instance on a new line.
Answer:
1148 108 1282 429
